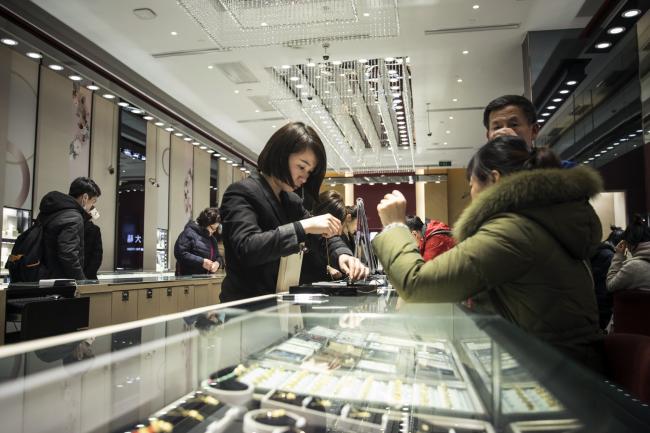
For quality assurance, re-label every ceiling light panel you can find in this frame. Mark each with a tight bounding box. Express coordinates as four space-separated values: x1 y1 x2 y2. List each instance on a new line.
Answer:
177 0 399 49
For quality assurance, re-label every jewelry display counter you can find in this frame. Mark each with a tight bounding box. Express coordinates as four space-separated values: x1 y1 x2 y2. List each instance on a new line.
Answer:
0 292 647 433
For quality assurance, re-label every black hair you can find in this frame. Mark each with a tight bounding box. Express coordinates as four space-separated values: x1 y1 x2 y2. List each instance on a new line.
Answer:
69 177 101 199
345 205 358 219
314 190 346 222
606 225 625 247
257 121 326 201
622 215 650 249
405 215 424 232
196 207 220 228
483 95 537 129
466 136 561 183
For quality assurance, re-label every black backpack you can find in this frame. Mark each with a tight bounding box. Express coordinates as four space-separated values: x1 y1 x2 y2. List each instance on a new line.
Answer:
4 216 50 282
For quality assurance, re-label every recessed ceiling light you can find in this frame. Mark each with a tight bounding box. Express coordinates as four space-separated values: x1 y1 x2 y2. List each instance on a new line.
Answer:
227 160 233 164
207 149 215 153
397 116 405 120
449 116 454 120
445 130 451 134
232 163 239 167
207 65 214 69
588 157 594 161
607 146 614 150
183 137 192 141
443 142 448 145
174 132 183 137
192 141 199 145
452 98 458 102
462 50 469 55
389 78 399 83
281 64 291 69
472 4 479 10
358 58 368 64
215 153 221 157
295 84 304 89
608 26 626 35
457 78 463 83
143 115 154 121
622 9 641 18
240 167 246 171
102 93 115 99
537 119 546 123
165 127 174 132
613 142 619 146
595 41 612 49
390 85 400 90
385 57 395 62
220 156 227 160
559 89 570 94
117 101 129 108
398 121 406 125
199 145 208 150
26 52 42 59
261 22 268 27
289 76 299 81
629 133 636 137
1 38 18 46
552 98 562 102
271 125 276 128
547 105 556 110
86 84 100 91
170 31 178 36
363 12 370 17
306 61 316 67
331 60 342 65
234 89 240 94
398 125 406 130
48 64 64 71
130 108 143 114
541 112 551 117
566 80 577 86
155 122 164 127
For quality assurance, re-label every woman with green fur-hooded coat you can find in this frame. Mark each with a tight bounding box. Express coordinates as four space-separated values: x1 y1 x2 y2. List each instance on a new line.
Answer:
372 136 604 372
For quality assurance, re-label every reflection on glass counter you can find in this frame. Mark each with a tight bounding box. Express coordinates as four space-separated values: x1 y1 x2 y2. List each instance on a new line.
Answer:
156 228 169 272
0 293 647 433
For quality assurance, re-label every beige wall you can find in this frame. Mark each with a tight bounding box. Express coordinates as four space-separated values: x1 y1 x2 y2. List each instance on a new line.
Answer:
193 147 211 217
591 191 627 240
217 160 234 206
424 181 449 224
89 95 118 271
34 67 74 206
0 47 10 236
447 168 471 226
168 136 194 270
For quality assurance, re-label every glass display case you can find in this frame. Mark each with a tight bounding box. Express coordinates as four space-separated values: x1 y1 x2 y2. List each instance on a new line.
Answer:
156 228 169 272
0 292 647 433
1 207 32 269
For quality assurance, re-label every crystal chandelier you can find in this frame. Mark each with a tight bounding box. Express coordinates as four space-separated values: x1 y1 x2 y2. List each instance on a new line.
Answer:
177 0 400 49
269 56 415 172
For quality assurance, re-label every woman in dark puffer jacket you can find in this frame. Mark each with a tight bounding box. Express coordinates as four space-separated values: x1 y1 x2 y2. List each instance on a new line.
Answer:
174 207 224 276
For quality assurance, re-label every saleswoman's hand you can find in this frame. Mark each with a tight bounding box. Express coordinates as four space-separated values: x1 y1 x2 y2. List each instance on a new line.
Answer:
301 213 342 238
615 240 627 255
210 261 220 273
377 190 407 226
338 255 369 281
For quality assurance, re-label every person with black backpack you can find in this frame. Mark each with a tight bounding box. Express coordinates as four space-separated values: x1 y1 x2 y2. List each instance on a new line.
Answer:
7 177 101 282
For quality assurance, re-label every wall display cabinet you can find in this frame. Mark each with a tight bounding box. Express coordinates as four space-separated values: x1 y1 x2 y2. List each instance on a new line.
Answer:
156 228 169 272
0 293 647 433
1 207 31 269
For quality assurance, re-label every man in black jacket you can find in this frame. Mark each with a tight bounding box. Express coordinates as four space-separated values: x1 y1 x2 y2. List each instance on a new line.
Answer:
38 177 101 280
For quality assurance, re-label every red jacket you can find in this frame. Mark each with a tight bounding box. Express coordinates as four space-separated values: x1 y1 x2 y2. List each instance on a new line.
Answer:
420 220 455 261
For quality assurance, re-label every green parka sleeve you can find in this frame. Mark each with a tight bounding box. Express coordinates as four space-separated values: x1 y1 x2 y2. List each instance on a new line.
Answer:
372 215 536 302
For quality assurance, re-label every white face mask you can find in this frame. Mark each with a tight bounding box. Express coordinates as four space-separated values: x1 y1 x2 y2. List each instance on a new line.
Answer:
89 207 100 221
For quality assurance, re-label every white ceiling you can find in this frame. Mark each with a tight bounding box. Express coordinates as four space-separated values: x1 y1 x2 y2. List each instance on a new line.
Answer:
32 0 594 171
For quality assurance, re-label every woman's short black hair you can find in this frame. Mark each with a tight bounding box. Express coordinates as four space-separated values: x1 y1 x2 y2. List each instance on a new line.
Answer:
622 215 650 249
606 225 625 246
314 190 346 222
467 135 561 183
257 121 326 200
196 207 220 228
345 205 358 219
69 177 101 199
405 215 424 232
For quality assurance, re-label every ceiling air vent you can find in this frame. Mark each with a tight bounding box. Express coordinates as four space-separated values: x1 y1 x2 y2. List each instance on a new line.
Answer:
214 62 259 84
425 23 520 35
248 96 276 112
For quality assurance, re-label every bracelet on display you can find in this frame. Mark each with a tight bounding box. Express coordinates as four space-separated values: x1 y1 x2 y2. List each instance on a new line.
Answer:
382 222 408 233
132 419 173 433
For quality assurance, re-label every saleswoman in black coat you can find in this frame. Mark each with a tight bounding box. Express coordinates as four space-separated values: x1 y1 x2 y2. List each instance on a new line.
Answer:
174 207 224 276
219 121 368 302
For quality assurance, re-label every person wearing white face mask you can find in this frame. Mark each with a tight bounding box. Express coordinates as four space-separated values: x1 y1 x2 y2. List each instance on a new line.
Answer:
37 177 101 280
83 206 103 280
